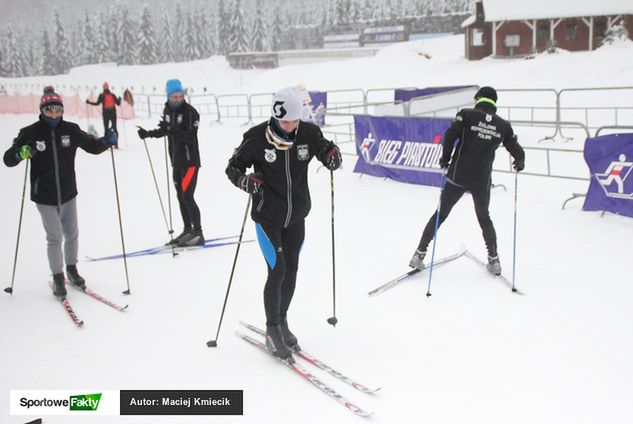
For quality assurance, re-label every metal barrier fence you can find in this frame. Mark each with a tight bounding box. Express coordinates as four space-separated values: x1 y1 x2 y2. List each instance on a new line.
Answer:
131 86 633 140
127 86 633 182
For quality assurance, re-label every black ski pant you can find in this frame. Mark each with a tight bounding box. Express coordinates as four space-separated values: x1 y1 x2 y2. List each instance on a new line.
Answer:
256 219 305 326
417 180 497 257
102 109 117 135
173 166 201 231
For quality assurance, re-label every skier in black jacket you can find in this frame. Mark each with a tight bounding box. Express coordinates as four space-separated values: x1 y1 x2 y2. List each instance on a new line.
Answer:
86 82 121 144
409 86 525 275
137 79 204 247
3 86 118 297
226 86 342 361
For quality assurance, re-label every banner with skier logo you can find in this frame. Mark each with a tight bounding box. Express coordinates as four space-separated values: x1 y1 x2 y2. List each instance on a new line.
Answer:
353 115 452 187
583 133 633 218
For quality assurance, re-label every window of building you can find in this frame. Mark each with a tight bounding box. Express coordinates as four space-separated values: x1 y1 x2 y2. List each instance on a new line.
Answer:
538 24 550 42
472 28 485 46
565 23 578 40
595 21 607 38
504 34 520 47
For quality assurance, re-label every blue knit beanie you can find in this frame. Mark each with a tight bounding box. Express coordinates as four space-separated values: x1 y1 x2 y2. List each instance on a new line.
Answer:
166 79 183 96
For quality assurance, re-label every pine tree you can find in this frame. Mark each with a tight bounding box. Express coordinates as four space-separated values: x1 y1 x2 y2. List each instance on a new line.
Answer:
349 0 361 23
82 10 99 65
183 13 200 61
0 38 6 77
117 5 137 65
228 0 250 53
5 28 25 77
205 8 217 55
53 9 72 74
94 12 110 64
194 7 211 58
217 0 230 55
251 0 266 51
106 6 120 62
159 12 176 63
335 0 350 25
174 2 186 61
138 5 158 64
24 38 40 76
40 30 56 75
270 3 283 51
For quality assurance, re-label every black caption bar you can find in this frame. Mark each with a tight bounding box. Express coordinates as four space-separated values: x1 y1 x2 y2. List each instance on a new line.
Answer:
120 390 243 415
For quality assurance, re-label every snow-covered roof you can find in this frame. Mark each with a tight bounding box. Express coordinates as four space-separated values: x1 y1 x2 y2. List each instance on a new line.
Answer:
481 0 633 22
461 15 476 29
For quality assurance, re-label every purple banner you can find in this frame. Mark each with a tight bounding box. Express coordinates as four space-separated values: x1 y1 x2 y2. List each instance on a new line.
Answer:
394 86 476 102
583 133 633 218
308 91 327 126
353 115 452 187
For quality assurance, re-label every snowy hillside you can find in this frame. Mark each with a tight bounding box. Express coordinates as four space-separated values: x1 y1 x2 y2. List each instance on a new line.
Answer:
1 36 633 424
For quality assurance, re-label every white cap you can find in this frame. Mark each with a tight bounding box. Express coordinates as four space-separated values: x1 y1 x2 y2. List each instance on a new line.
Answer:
271 86 304 121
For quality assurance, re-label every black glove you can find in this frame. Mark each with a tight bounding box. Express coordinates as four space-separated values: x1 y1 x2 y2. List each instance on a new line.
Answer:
439 158 449 169
513 159 525 172
237 173 264 194
318 144 342 171
137 126 149 139
158 120 168 132
85 99 90 104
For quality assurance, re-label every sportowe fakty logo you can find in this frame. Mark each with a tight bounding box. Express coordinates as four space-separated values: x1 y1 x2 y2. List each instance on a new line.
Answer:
20 393 102 411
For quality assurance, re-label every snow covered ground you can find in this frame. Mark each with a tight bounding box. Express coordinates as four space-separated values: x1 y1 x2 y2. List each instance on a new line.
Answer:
1 35 633 423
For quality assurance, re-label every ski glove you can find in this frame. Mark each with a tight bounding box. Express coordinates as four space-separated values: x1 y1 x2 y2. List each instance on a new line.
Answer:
237 173 264 194
513 159 525 172
439 158 450 169
104 129 118 146
137 127 149 139
318 144 342 171
17 145 34 161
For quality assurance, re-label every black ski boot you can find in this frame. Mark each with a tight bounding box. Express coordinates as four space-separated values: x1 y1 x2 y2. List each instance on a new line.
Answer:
280 316 300 351
486 255 502 275
409 249 426 270
266 324 294 362
66 265 86 290
177 229 205 247
166 228 192 246
52 272 67 297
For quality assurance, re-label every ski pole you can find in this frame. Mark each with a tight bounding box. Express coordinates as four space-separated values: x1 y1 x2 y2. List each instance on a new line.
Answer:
426 171 447 297
511 170 519 292
4 160 29 295
139 128 176 254
109 147 131 295
207 195 251 348
326 169 338 327
164 136 174 238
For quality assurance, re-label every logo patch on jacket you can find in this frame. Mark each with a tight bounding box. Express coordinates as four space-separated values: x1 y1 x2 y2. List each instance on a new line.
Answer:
36 140 46 152
297 144 309 161
177 114 183 124
61 135 71 148
264 148 277 163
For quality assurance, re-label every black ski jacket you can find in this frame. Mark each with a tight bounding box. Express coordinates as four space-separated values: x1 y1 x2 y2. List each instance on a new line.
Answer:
3 117 110 206
442 103 525 189
226 120 335 228
145 101 201 168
